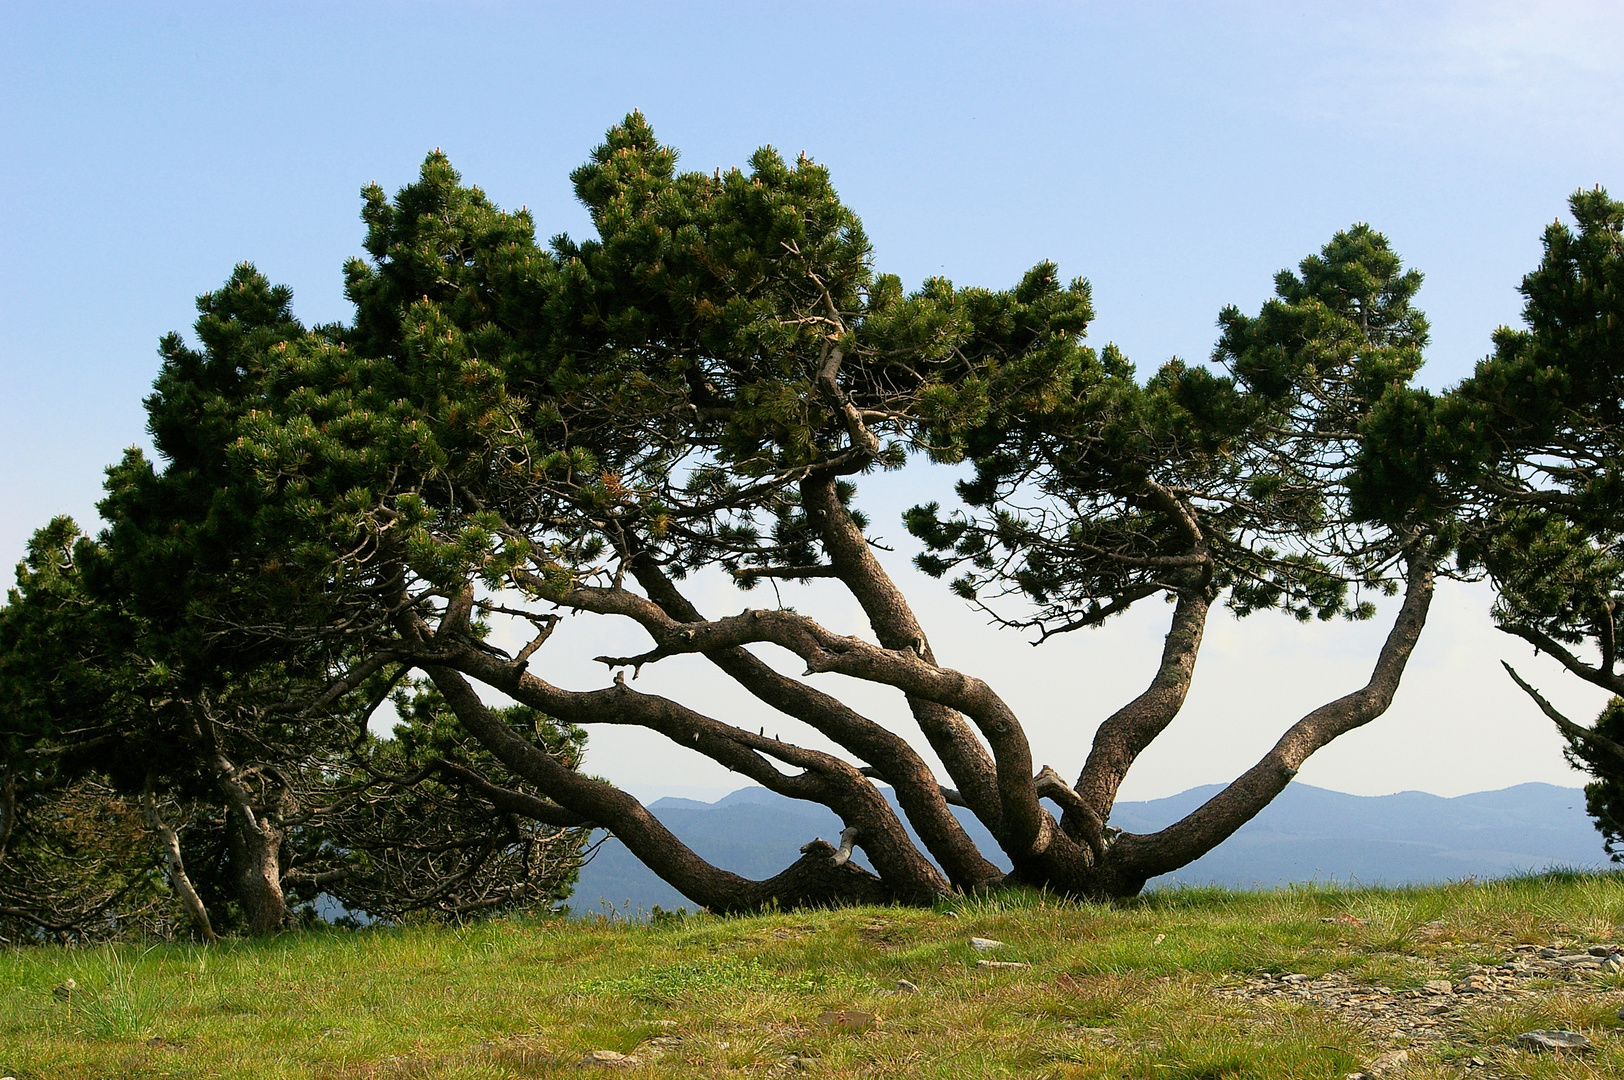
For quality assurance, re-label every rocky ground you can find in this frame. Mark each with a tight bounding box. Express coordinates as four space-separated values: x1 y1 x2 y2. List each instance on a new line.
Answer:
584 926 1624 1076
1213 922 1623 1077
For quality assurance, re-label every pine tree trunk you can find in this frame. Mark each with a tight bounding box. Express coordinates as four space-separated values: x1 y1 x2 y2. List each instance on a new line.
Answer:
229 815 287 936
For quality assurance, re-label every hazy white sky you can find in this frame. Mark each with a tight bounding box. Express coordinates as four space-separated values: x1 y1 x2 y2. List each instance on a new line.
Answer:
3 1 1622 802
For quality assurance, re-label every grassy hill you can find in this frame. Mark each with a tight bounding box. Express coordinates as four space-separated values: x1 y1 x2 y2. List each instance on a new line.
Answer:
4 873 1624 1078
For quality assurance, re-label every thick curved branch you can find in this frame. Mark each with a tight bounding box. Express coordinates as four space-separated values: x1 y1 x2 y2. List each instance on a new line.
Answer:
405 586 952 901
1072 589 1211 843
1110 555 1435 881
487 654 945 898
626 557 1002 888
800 475 1011 835
580 587 1049 860
421 664 935 910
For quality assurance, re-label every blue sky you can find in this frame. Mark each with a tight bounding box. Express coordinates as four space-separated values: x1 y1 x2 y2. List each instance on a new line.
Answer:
4 2 1622 800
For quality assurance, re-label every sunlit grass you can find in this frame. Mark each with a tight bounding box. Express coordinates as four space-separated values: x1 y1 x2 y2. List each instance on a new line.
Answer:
1 872 1621 1078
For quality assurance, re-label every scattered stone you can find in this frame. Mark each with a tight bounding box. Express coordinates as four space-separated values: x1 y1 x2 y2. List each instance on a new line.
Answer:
1517 1029 1593 1053
651 1020 679 1030
783 1054 809 1070
817 1009 874 1033
1218 941 1624 1054
51 979 77 1001
1370 1049 1408 1073
1344 1047 1409 1078
976 960 1030 970
895 978 919 993
581 1049 641 1068
1153 933 1166 945
969 936 1004 951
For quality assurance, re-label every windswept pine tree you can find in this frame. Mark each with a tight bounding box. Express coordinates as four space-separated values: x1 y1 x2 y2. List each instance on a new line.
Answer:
44 116 1471 912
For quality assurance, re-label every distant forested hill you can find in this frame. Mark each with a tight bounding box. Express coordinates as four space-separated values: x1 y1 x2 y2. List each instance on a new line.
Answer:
568 783 1608 916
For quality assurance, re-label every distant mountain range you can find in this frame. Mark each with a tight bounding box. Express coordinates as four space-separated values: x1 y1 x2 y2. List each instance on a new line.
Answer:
568 782 1612 916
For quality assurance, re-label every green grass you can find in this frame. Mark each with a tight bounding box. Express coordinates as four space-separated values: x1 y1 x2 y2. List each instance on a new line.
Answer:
2 872 1622 1078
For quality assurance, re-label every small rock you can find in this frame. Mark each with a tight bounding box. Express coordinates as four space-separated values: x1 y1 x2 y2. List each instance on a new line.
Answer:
941 910 960 919
969 936 1004 951
783 1054 809 1070
1367 1049 1408 1075
976 959 1030 970
51 978 77 1001
1588 945 1615 957
895 978 918 993
1421 979 1454 995
1517 1029 1592 1053
651 1020 679 1030
581 1049 641 1068
1603 955 1624 972
817 1009 873 1033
